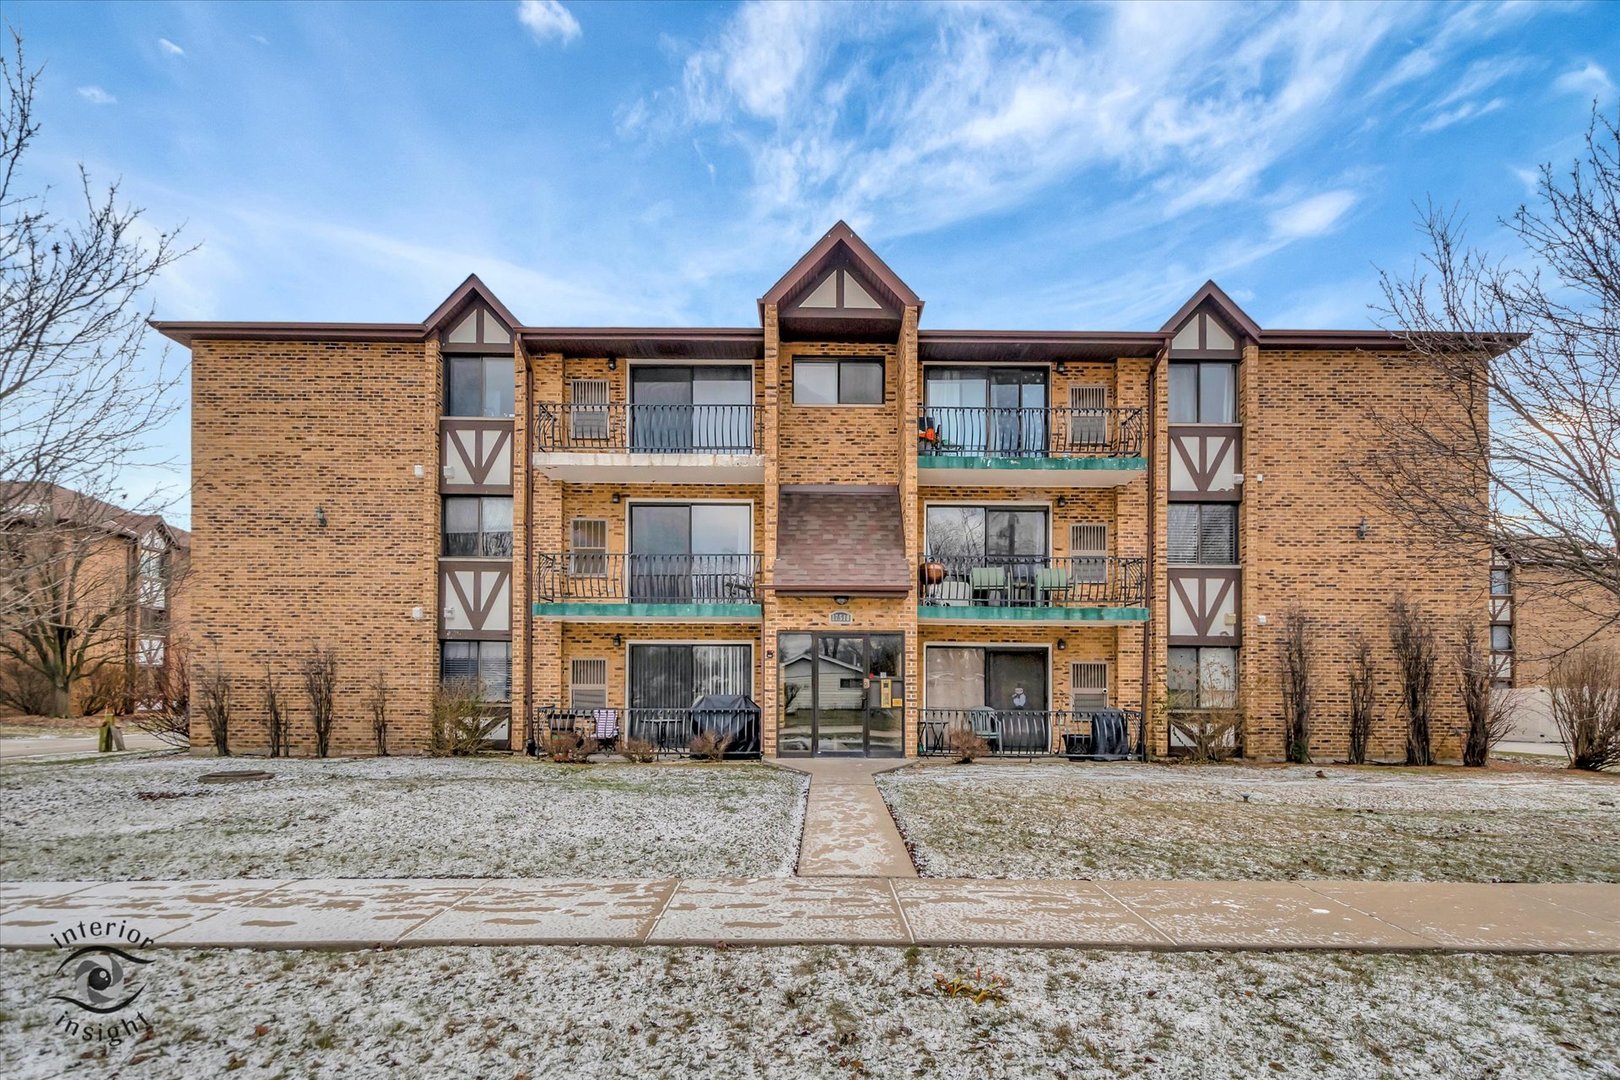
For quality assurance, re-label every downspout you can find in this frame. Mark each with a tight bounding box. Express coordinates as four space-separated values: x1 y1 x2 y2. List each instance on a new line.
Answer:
522 348 535 754
1140 337 1171 760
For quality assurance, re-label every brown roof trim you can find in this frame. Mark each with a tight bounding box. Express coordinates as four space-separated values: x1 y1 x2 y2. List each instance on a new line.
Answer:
149 321 427 347
1160 280 1262 339
759 220 922 314
422 273 522 332
920 329 1166 361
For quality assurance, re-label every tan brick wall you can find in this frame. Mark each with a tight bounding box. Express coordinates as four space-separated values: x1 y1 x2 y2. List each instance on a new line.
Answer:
778 341 900 485
1509 567 1620 684
1237 347 1489 762
190 338 438 755
557 485 765 556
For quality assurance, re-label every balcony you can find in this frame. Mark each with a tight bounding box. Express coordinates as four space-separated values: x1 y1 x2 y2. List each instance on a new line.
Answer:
918 708 1146 760
917 405 1146 487
532 403 764 483
532 552 763 621
918 555 1148 623
530 706 762 759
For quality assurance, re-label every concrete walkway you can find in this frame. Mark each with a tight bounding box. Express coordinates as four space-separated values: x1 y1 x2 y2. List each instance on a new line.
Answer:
3 878 1617 953
782 758 917 878
0 732 170 760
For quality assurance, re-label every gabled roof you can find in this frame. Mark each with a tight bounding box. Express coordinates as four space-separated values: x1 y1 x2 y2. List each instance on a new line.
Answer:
1160 280 1262 342
423 273 522 333
0 481 182 546
759 221 922 319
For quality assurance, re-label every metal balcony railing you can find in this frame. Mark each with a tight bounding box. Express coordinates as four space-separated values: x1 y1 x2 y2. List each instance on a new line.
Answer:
917 405 1144 458
536 553 763 605
529 706 762 759
919 555 1146 608
918 708 1146 760
535 403 760 454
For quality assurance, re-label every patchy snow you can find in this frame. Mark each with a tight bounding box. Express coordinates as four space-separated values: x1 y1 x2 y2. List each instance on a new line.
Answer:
0 945 1615 1078
0 755 807 880
878 761 1620 882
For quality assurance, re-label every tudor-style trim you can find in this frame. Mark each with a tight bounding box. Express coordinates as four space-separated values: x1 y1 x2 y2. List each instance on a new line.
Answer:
423 273 522 333
1161 280 1262 342
440 561 513 639
1167 567 1242 646
1167 425 1243 501
440 419 515 493
759 220 922 315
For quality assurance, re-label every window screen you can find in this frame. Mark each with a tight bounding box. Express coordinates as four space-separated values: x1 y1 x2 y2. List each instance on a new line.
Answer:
794 359 882 404
839 361 884 404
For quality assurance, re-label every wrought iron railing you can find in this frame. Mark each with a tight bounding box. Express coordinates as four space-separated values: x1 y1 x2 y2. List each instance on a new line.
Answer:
917 405 1144 458
528 706 761 759
535 402 760 453
919 708 1145 760
919 555 1146 608
535 553 763 604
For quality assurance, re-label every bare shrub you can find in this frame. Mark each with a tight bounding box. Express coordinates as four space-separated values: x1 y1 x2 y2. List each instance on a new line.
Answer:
946 727 989 764
262 668 288 758
1456 623 1515 767
368 670 390 757
0 658 54 715
689 731 732 762
546 730 599 764
1278 605 1314 764
1550 647 1620 772
1389 595 1437 766
130 707 188 748
1346 634 1376 765
78 662 129 717
130 641 189 747
299 645 338 758
1167 706 1244 763
619 737 658 764
430 678 502 756
194 661 233 756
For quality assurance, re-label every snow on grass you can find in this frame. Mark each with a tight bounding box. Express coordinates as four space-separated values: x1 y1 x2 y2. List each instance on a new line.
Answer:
0 755 807 880
0 945 1615 1078
878 761 1620 881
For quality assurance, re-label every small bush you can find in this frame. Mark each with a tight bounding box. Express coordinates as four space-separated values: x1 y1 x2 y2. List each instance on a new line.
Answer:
431 678 501 756
620 737 658 763
1168 706 1244 762
195 662 233 757
1456 623 1514 767
1551 647 1620 772
262 669 289 757
78 663 129 716
945 727 989 764
0 660 55 716
1389 594 1437 766
368 670 390 757
546 731 599 763
1278 605 1314 764
1346 633 1376 765
688 731 732 762
299 644 339 758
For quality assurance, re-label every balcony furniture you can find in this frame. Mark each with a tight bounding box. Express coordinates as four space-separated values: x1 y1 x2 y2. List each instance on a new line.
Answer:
969 566 1008 605
1034 565 1072 604
969 707 1001 751
1063 708 1133 760
689 694 762 759
592 709 620 750
928 580 972 607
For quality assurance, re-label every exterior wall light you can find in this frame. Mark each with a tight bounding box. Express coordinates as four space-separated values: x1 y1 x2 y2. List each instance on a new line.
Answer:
1056 639 1067 650
611 492 622 504
1356 517 1369 540
315 506 327 528
607 354 618 371
612 634 623 648
833 595 849 606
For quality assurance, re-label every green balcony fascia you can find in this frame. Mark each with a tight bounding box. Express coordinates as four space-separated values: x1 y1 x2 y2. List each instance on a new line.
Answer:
532 601 763 620
918 454 1147 473
917 605 1150 623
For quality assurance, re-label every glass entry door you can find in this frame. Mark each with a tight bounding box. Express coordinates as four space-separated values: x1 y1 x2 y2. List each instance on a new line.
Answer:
777 632 905 756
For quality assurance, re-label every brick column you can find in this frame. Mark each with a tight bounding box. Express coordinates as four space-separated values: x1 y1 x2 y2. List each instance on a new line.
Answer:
898 306 921 754
759 307 781 755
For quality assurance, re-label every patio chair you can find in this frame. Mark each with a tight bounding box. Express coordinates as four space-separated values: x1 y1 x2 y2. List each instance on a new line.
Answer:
969 708 1001 752
969 566 1008 605
929 580 972 607
592 710 620 750
1034 565 1071 605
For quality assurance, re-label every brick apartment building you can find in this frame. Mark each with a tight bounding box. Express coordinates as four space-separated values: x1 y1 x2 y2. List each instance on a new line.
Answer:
157 222 1493 760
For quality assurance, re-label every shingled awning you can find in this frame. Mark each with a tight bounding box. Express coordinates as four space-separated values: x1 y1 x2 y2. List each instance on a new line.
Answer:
771 488 911 596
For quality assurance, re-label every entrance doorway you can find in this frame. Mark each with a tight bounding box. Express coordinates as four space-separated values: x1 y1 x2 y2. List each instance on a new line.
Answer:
778 632 905 756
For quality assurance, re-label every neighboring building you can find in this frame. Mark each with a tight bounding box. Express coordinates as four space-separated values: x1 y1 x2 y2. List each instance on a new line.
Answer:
1490 552 1620 743
0 482 188 715
157 222 1495 759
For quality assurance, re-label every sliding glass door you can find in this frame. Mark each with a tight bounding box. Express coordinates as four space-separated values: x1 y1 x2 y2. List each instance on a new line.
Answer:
628 504 751 603
630 366 751 452
777 632 905 756
924 367 1048 456
924 646 1048 752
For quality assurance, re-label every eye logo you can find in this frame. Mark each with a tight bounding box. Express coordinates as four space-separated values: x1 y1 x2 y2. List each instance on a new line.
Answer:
52 945 151 1014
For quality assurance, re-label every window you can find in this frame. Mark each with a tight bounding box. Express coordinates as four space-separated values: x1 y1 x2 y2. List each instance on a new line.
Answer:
137 543 166 609
630 366 752 451
628 644 752 708
570 658 609 711
1491 568 1512 597
446 356 515 417
1069 523 1108 583
628 503 753 602
1167 647 1237 709
570 519 608 577
839 677 864 689
922 367 1047 454
440 641 511 701
794 359 883 405
1070 662 1108 711
1168 504 1237 564
1169 363 1236 423
1490 625 1513 652
926 506 1048 561
443 497 513 557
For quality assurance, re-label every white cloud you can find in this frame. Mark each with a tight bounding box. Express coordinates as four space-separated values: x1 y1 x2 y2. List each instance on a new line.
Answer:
1418 95 1508 132
1269 190 1360 240
516 0 581 46
77 85 117 105
158 38 184 57
1552 61 1615 98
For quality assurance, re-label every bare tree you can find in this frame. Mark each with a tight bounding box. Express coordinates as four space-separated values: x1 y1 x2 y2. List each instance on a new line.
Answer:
195 659 232 757
1278 605 1314 764
1 33 188 623
1358 106 1619 639
130 635 189 748
1346 633 1376 765
369 670 390 756
1455 622 1516 767
1389 595 1438 766
1550 647 1620 772
262 667 288 758
300 645 338 758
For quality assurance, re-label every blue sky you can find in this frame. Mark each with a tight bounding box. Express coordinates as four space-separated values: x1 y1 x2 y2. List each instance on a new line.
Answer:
8 0 1619 524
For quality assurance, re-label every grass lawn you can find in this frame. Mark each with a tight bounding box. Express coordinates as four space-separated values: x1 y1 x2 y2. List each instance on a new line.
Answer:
877 761 1620 882
0 754 806 880
1 946 1615 1078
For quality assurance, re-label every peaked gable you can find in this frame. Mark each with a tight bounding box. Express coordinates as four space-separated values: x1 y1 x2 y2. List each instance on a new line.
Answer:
424 274 521 349
760 221 921 321
1161 280 1260 356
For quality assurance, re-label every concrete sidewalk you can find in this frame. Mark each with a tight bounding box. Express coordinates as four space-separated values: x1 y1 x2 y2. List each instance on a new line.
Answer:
3 878 1616 953
0 732 170 760
784 758 917 878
